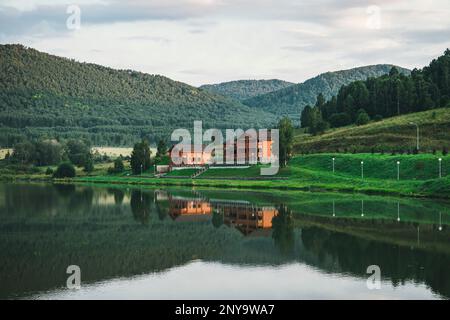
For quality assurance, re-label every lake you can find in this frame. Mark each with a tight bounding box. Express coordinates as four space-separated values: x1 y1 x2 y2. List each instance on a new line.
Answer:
0 183 448 300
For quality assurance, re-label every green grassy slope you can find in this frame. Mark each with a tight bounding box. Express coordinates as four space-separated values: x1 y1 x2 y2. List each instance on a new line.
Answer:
292 153 448 181
73 153 450 198
164 169 199 177
294 108 450 153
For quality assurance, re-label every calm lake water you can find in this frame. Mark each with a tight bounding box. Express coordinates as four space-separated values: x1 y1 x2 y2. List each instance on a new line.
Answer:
0 183 449 300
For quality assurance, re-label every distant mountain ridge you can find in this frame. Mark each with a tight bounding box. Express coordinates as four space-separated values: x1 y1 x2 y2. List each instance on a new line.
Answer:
0 44 277 146
0 44 413 146
243 65 411 123
200 79 294 101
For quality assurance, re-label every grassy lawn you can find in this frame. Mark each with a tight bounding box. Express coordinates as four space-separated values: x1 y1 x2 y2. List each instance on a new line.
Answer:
164 168 199 177
3 152 450 199
291 153 448 181
74 153 449 198
198 165 290 178
294 108 450 153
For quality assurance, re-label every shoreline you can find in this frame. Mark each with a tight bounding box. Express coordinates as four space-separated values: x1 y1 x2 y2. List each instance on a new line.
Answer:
1 152 449 200
40 175 448 200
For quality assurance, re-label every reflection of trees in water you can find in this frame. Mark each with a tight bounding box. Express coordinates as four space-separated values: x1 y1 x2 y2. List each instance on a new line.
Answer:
1 184 94 217
212 209 224 228
3 184 61 217
53 184 94 214
53 184 76 197
155 200 168 221
301 226 450 299
130 190 153 225
272 205 295 255
67 187 93 213
107 188 125 205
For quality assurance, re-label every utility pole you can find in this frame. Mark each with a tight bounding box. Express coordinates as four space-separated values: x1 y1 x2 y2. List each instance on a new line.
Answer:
409 122 419 151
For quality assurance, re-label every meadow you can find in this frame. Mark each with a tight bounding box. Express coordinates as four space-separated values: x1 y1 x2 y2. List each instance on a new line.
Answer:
294 108 450 153
0 149 12 160
69 153 450 199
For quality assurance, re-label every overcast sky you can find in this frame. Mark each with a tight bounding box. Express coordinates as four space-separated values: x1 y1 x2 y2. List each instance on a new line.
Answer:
1 0 450 86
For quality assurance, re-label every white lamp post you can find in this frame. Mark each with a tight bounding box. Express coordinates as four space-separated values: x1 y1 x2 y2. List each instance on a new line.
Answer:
409 122 420 151
332 158 335 174
140 164 143 175
361 161 364 180
439 158 442 178
332 200 335 217
361 200 364 217
397 161 400 181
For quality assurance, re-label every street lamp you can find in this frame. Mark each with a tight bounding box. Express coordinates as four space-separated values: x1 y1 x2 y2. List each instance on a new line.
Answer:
140 164 143 176
332 200 335 217
439 158 442 178
361 200 364 217
361 161 364 180
332 157 335 174
397 161 400 181
409 122 420 151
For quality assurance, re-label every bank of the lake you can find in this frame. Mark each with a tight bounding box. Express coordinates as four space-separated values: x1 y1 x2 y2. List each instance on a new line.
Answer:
73 154 450 199
2 154 449 199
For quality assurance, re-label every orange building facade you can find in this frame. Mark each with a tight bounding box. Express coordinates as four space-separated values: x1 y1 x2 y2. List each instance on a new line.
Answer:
170 132 273 167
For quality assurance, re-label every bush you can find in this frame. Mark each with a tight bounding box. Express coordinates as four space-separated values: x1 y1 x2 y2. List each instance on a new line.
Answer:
66 139 91 166
373 115 383 122
108 157 125 174
329 113 351 128
83 156 94 173
45 167 54 175
355 111 370 126
53 162 76 178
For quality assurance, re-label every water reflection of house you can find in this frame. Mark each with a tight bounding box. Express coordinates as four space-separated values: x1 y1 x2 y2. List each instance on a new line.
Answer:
156 191 277 236
167 195 212 222
214 201 278 236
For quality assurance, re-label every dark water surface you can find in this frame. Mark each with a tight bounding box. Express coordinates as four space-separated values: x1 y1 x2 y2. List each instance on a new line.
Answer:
0 183 448 299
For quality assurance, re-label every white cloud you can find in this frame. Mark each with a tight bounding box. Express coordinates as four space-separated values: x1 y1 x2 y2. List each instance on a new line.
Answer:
1 0 450 86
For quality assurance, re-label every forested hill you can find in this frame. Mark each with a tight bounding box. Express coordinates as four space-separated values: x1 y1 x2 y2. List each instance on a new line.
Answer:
303 49 450 133
243 65 410 124
0 44 277 146
200 79 294 101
